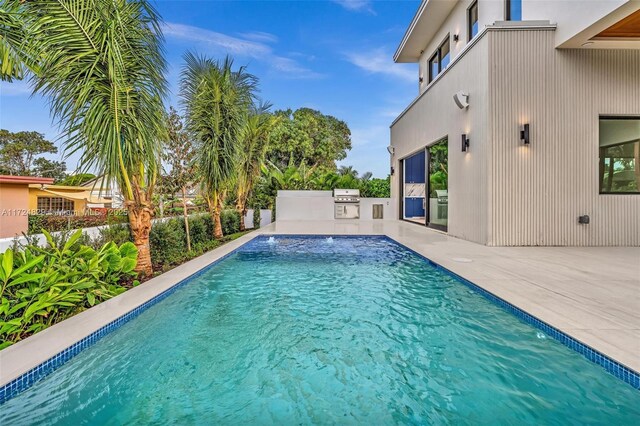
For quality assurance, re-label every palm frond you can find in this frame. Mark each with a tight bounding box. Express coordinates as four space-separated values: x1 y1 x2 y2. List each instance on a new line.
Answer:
180 52 257 197
24 0 167 202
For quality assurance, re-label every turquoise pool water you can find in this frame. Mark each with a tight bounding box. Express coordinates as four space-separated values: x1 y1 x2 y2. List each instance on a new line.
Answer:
1 236 639 424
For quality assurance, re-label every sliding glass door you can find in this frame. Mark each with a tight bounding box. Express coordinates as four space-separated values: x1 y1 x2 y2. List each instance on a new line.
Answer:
402 150 426 224
400 137 448 231
427 139 448 230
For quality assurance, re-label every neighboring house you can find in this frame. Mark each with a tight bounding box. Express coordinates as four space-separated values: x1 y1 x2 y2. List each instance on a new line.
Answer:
80 175 124 208
0 176 54 238
390 0 640 246
28 184 111 215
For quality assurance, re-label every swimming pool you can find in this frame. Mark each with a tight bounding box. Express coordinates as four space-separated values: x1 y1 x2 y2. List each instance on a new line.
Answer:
1 235 639 424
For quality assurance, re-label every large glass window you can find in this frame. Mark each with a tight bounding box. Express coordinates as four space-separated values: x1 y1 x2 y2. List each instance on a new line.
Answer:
599 117 640 194
468 1 479 41
506 0 522 21
427 36 451 83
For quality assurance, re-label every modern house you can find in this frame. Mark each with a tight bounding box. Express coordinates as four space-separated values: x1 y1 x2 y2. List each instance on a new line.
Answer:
390 0 640 246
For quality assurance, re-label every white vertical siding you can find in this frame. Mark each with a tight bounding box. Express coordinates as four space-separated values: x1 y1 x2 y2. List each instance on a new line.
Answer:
391 36 491 244
488 29 640 246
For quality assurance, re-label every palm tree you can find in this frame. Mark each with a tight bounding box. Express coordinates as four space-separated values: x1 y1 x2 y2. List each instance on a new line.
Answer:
338 165 358 179
181 53 256 239
0 0 35 81
236 103 276 231
18 0 168 276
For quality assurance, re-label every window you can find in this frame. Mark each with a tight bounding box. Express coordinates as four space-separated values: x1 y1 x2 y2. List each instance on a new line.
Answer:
599 117 640 194
428 36 451 83
506 0 522 21
37 196 75 212
468 1 479 41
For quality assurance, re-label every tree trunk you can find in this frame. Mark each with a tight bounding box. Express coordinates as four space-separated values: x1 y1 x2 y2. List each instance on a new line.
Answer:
208 192 224 240
213 208 223 239
237 198 246 232
182 187 191 252
128 204 153 276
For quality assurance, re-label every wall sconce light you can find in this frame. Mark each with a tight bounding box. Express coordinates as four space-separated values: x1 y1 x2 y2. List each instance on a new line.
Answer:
461 134 469 152
419 76 424 83
390 166 395 176
453 34 459 42
520 123 530 144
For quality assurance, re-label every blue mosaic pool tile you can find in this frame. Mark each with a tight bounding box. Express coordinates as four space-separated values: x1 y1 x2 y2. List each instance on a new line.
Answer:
382 235 640 391
1 234 638 405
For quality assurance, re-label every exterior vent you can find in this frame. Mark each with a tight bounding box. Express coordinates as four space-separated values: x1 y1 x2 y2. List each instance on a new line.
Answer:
373 204 384 219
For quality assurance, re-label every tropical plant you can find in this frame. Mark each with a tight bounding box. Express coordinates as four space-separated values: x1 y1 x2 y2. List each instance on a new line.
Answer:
181 53 256 239
0 230 137 348
14 0 169 276
236 103 276 231
0 0 36 81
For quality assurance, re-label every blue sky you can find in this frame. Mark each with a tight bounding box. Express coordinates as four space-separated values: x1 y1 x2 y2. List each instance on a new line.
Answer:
0 0 419 178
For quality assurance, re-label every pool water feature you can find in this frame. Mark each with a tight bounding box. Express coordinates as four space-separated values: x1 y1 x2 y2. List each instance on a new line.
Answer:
1 236 638 424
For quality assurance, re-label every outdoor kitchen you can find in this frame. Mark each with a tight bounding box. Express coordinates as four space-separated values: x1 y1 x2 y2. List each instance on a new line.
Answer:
275 190 397 222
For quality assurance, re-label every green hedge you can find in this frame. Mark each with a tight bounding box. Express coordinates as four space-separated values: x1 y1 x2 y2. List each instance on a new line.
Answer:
28 214 128 234
149 210 241 271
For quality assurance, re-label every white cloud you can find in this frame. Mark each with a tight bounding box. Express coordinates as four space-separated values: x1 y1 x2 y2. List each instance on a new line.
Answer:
332 0 376 14
239 31 278 44
162 22 323 79
345 47 415 83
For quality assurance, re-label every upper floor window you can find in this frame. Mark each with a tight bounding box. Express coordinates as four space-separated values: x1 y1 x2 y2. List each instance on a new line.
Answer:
506 0 522 21
599 117 640 194
428 36 451 83
468 1 479 41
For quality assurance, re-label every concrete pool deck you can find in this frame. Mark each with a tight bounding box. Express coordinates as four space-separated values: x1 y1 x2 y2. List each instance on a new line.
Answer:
1 219 638 390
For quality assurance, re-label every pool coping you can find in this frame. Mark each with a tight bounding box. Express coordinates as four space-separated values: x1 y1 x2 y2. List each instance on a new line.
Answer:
0 232 638 404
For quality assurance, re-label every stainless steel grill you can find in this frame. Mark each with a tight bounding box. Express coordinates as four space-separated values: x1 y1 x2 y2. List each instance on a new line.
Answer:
334 189 360 219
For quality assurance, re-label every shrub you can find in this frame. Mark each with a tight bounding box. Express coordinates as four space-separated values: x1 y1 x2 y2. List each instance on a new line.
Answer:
28 213 128 234
0 230 137 348
221 209 240 235
188 215 209 246
150 219 187 267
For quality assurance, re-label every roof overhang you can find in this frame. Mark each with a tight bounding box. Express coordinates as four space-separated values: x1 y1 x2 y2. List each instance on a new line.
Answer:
0 175 54 185
558 2 640 49
394 0 458 63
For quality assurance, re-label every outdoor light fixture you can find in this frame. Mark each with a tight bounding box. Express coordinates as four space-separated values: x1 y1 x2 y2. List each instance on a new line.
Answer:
520 123 530 144
461 134 469 152
390 166 395 176
453 34 459 42
419 76 424 83
387 145 395 155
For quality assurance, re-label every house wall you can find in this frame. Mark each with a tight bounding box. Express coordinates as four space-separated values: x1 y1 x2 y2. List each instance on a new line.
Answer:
523 0 631 47
488 28 640 246
391 34 491 244
28 189 88 213
0 183 30 238
418 0 504 94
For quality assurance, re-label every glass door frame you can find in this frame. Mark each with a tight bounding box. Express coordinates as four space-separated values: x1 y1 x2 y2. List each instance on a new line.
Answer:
426 137 448 232
398 137 448 232
399 146 428 227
